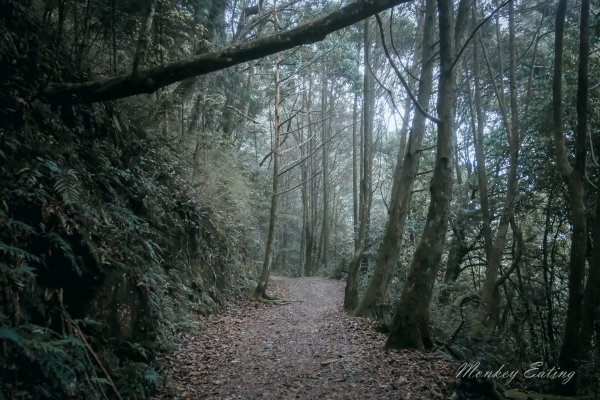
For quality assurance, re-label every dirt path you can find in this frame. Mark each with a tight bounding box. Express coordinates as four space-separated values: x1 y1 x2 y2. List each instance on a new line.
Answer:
153 277 458 399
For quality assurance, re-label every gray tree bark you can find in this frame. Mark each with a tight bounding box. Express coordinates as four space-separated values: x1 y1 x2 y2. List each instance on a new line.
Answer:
344 18 374 311
353 3 435 317
386 0 469 349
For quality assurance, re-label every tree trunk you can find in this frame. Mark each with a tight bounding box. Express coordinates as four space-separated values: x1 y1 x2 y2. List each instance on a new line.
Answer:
298 80 310 277
439 14 479 303
554 0 589 394
319 61 330 271
307 74 317 275
353 2 435 317
386 0 468 349
471 0 520 341
254 12 282 298
542 190 558 359
439 220 469 305
111 0 117 74
132 0 156 80
352 85 359 251
344 18 374 311
580 195 600 357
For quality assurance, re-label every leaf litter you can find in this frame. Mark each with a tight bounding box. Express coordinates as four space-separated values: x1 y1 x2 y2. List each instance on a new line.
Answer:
151 276 459 399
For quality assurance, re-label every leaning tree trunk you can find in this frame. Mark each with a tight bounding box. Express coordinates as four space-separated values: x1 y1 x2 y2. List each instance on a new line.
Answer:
386 0 468 350
353 3 434 317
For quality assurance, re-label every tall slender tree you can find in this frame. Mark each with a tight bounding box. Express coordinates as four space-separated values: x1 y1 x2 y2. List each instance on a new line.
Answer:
318 60 331 271
471 0 521 341
552 0 590 394
254 1 282 299
344 18 374 311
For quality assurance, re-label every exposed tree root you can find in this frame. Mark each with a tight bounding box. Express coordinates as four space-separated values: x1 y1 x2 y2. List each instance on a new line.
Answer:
256 290 302 306
257 296 297 306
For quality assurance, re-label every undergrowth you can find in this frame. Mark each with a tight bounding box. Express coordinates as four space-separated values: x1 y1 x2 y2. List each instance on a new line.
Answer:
0 2 261 398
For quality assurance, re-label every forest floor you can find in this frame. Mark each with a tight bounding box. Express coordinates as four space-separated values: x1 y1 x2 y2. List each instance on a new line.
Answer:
151 276 460 399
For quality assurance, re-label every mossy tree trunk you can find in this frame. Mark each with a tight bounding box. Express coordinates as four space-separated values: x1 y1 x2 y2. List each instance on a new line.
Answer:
353 2 435 317
386 0 469 349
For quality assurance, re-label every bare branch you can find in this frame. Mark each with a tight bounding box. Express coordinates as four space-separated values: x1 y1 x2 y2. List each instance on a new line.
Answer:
374 13 440 124
450 0 511 72
278 123 352 177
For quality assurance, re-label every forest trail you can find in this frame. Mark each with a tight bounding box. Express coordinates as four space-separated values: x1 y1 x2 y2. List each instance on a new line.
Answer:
152 276 457 399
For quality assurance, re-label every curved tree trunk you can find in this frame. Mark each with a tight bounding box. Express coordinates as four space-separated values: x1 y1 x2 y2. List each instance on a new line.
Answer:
386 0 468 350
353 2 435 317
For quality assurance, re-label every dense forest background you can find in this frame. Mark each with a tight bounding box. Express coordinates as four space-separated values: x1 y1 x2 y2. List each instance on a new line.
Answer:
0 0 599 398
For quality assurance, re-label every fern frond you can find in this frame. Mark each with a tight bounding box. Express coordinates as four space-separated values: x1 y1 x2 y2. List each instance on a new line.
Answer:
1 262 37 280
0 242 41 263
105 204 147 230
46 232 80 275
6 219 36 234
43 160 60 173
142 239 163 263
71 318 102 329
0 325 23 344
54 169 81 205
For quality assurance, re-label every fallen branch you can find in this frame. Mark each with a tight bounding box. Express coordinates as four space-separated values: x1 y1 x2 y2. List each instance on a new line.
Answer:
43 0 413 104
258 297 297 306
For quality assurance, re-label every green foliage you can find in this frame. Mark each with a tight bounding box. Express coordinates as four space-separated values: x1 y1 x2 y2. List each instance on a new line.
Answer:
0 319 88 399
46 232 80 275
53 168 81 206
99 349 161 399
0 3 261 399
0 242 41 264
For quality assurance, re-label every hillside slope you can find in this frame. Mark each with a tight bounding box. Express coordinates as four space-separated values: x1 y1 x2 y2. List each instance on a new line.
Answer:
0 2 259 398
